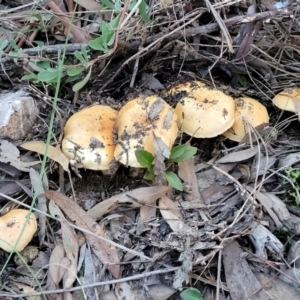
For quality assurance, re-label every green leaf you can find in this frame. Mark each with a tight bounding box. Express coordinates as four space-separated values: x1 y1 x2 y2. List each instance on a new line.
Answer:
65 74 80 83
9 40 19 52
81 47 89 61
165 171 183 191
37 69 60 82
21 73 37 80
33 40 44 46
109 14 121 29
144 167 154 180
139 0 149 23
67 66 85 77
129 0 137 10
100 0 114 9
36 61 50 70
0 40 8 50
135 150 154 168
74 50 86 63
88 38 106 51
168 145 197 163
238 75 248 87
100 21 109 43
106 32 116 46
169 144 188 160
72 67 92 92
32 13 43 22
180 288 203 300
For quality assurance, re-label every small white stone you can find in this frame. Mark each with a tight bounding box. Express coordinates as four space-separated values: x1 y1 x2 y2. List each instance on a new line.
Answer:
0 90 38 140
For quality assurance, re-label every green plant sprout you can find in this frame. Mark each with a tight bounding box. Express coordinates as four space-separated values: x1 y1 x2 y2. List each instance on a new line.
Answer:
135 144 197 191
19 0 149 92
180 287 204 300
21 46 92 92
88 14 121 52
284 167 300 206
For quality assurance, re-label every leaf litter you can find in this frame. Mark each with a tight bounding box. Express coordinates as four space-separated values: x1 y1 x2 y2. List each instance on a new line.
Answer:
1 0 300 299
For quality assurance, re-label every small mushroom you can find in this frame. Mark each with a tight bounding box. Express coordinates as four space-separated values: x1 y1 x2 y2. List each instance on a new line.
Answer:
114 95 178 167
168 81 235 138
62 105 118 170
0 209 37 253
223 97 269 142
272 88 300 112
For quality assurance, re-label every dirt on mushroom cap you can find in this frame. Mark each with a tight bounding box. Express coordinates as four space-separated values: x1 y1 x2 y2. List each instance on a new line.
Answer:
114 95 178 167
62 105 118 170
169 81 235 138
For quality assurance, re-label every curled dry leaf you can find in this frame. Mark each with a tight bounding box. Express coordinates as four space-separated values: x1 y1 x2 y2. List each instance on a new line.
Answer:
21 141 70 172
87 186 171 220
43 191 120 278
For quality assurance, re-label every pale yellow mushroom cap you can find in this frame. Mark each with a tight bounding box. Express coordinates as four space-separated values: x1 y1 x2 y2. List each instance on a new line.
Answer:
223 97 269 142
272 88 300 112
114 95 178 167
62 105 118 170
169 81 235 138
0 209 37 253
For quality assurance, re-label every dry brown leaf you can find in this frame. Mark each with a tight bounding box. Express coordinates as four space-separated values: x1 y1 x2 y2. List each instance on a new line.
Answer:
247 186 285 228
178 158 202 203
178 157 208 221
21 141 69 172
159 195 187 233
256 272 300 300
101 284 176 300
216 146 258 164
223 240 269 300
87 186 171 220
75 0 101 11
43 191 120 278
201 182 235 205
49 243 69 286
49 202 79 290
263 192 290 221
115 283 136 300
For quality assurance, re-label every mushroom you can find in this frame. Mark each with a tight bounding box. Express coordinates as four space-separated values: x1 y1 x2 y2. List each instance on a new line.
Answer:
114 95 178 167
272 88 300 113
223 97 269 142
168 81 235 138
0 209 37 253
62 105 118 170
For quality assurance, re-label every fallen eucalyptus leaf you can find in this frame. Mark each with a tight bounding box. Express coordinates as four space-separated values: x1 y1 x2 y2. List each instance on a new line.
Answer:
21 141 69 172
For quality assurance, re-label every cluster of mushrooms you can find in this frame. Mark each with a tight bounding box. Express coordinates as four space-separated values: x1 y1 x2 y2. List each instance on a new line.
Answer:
0 83 297 253
1 83 296 254
61 81 296 171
